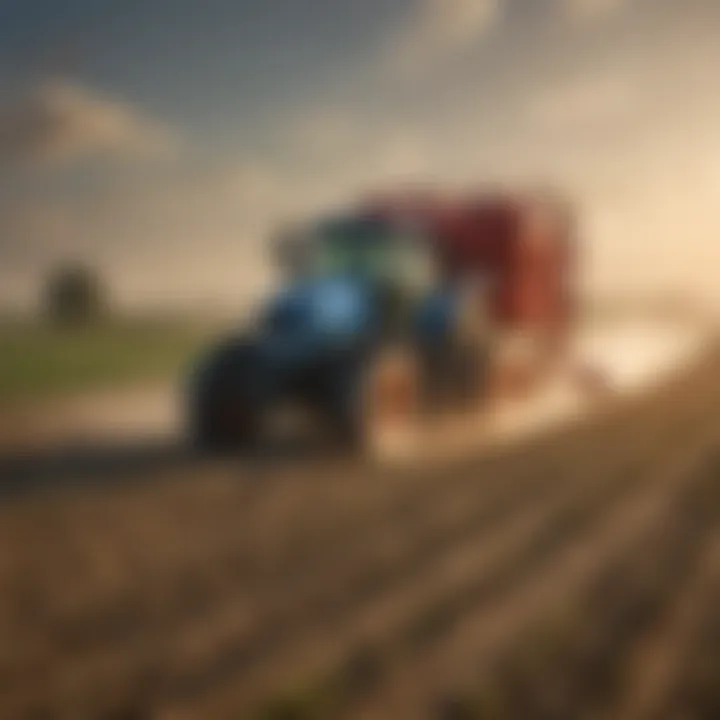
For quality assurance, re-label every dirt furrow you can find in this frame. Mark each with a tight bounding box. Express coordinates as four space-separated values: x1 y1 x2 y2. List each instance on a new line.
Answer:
158 400 720 720
428 447 720 720
0 366 690 692
652 539 720 720
0 350 718 719
613 531 720 720
349 418 720 719
4 432 647 719
1 350 707 651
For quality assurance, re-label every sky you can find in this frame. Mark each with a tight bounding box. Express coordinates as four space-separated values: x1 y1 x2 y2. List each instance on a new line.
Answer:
0 0 718 311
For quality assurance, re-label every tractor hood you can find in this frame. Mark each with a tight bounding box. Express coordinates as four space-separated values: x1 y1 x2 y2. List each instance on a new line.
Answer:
261 276 372 353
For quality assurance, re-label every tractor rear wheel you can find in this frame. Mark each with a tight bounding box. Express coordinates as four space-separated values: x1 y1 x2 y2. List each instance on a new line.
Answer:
360 347 421 458
420 336 491 415
332 346 421 458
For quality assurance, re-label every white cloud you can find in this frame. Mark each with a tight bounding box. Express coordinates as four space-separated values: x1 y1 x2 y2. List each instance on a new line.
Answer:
0 79 178 170
384 0 501 76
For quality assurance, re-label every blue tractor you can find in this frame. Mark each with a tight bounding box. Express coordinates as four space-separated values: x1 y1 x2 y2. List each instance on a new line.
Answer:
187 213 492 453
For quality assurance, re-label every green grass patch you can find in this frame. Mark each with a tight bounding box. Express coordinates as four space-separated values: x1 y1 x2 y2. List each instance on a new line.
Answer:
0 317 218 405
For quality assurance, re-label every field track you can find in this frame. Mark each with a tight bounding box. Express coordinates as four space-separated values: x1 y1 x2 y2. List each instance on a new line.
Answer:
0 343 719 719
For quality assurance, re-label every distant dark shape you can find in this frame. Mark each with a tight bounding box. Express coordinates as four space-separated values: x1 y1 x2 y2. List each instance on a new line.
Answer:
42 263 108 325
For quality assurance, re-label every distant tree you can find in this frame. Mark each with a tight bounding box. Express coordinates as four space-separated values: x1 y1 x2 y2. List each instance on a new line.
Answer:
42 263 108 325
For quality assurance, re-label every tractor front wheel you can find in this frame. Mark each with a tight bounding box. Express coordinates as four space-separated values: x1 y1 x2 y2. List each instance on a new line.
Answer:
190 340 264 454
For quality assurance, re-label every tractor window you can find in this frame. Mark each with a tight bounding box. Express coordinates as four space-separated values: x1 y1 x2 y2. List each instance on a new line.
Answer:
312 217 435 294
315 218 393 278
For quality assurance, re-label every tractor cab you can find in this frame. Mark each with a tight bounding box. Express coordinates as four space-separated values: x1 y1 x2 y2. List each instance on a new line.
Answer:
275 214 437 336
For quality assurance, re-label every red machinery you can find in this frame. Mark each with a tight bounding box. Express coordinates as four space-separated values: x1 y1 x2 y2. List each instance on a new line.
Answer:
363 190 579 396
363 190 577 336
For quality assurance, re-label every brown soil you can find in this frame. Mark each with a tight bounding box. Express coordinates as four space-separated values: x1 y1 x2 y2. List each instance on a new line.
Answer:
0 346 719 719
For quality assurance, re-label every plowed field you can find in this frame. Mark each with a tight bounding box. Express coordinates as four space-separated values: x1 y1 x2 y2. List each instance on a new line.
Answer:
0 345 719 719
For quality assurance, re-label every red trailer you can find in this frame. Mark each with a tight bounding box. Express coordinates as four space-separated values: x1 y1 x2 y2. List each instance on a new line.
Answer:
363 190 579 396
366 191 576 330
